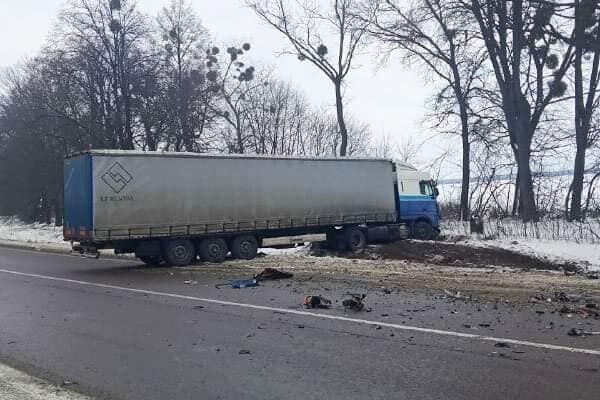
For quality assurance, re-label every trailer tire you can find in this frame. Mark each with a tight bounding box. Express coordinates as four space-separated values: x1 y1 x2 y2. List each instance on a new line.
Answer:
230 235 258 260
345 227 367 253
139 255 163 267
413 221 434 241
162 239 196 266
199 238 228 263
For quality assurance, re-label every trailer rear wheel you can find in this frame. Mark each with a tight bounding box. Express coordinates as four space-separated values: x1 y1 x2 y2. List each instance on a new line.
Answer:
345 227 367 253
230 235 258 260
163 239 196 266
199 238 228 263
139 255 163 267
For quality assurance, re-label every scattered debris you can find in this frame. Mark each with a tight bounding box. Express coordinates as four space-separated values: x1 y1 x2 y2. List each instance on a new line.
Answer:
430 254 446 264
239 349 252 355
342 294 366 311
479 323 491 328
553 292 572 302
443 289 472 301
61 380 77 386
558 304 600 318
216 279 259 289
183 280 197 285
375 325 382 330
587 272 599 280
494 342 511 348
303 295 332 309
297 325 305 329
254 267 293 281
567 328 600 337
192 305 204 310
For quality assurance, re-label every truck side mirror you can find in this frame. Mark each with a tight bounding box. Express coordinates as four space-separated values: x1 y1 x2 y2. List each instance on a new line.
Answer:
433 188 439 197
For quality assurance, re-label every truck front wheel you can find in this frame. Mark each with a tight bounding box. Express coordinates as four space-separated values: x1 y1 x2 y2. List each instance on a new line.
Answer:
199 238 228 263
230 235 258 260
163 239 196 266
413 221 434 240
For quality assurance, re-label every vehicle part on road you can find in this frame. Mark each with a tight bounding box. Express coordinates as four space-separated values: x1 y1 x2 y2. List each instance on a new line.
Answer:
568 328 600 337
230 235 258 260
345 227 367 253
230 279 259 289
216 279 259 289
139 255 163 266
303 295 331 309
163 239 195 266
199 238 228 263
254 267 293 281
342 294 366 312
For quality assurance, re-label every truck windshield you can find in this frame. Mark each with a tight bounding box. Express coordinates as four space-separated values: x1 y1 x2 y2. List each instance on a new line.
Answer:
420 181 439 198
419 181 434 196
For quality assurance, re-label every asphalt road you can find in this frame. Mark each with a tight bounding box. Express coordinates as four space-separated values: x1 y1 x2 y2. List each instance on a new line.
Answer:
0 246 599 400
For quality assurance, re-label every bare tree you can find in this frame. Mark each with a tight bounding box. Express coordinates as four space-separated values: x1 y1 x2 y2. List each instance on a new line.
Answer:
205 44 266 153
567 0 600 220
464 0 574 222
246 0 368 156
58 0 149 149
158 0 216 152
361 0 486 220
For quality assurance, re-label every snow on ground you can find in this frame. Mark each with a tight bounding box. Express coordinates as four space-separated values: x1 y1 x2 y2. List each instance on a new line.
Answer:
453 236 600 272
0 216 310 256
441 219 600 271
0 217 63 244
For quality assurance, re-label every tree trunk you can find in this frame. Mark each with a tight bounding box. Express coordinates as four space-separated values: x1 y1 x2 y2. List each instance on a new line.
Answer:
512 170 520 217
458 100 470 221
570 139 586 221
334 81 348 157
516 144 537 222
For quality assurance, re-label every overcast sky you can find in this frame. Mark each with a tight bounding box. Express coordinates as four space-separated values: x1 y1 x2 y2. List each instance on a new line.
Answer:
0 0 454 171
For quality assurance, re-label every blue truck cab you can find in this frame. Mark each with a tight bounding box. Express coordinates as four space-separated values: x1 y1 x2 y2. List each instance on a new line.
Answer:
394 161 441 240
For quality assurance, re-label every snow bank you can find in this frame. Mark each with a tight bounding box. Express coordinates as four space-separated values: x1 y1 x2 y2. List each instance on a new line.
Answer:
453 236 600 272
0 217 64 244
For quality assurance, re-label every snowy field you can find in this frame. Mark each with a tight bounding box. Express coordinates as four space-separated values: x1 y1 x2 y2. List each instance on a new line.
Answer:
0 217 64 244
443 219 600 271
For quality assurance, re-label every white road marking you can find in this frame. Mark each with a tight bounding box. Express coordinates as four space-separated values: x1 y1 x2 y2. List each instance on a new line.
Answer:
1 268 599 356
0 362 91 400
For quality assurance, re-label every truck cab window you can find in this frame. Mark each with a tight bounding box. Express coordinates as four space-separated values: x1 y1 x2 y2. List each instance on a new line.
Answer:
419 181 433 196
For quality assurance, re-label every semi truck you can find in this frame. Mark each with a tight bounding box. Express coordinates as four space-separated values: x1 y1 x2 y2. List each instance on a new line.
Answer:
63 150 439 266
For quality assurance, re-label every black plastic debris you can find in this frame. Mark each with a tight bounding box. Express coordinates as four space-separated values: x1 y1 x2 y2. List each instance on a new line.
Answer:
254 267 293 281
303 295 332 309
342 294 366 312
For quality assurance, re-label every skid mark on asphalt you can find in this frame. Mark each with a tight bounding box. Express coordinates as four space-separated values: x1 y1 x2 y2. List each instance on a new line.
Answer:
1 267 599 356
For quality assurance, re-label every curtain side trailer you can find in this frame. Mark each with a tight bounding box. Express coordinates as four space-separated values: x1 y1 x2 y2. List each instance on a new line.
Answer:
64 150 408 265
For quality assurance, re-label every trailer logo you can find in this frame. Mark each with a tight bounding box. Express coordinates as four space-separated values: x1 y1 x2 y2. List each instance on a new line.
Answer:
101 162 133 194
